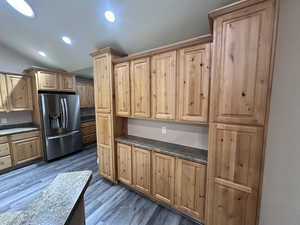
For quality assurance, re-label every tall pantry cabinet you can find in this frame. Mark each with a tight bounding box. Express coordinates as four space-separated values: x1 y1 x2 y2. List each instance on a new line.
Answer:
91 48 127 182
206 1 278 225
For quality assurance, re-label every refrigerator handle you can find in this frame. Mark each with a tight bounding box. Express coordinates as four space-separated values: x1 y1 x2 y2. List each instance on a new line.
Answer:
63 98 69 128
60 98 66 128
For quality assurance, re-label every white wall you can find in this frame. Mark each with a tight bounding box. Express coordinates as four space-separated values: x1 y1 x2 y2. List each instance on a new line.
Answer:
128 119 208 150
259 1 300 224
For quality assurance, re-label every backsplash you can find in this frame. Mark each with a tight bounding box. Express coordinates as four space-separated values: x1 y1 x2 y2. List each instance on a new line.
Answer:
0 111 32 126
128 119 208 150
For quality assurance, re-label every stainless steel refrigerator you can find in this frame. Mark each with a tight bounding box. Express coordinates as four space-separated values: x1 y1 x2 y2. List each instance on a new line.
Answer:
39 93 82 161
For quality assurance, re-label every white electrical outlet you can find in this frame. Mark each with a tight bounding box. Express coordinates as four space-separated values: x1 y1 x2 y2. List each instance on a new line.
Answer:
161 127 167 135
0 118 8 124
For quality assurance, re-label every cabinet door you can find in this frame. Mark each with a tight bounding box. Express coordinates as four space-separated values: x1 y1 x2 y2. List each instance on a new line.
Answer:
152 152 175 205
151 51 176 120
6 75 33 111
210 1 275 125
178 44 210 123
77 82 89 108
131 58 151 118
94 54 112 113
0 74 8 112
11 136 41 166
132 147 151 195
175 159 206 222
206 123 263 225
88 82 95 107
117 143 132 185
37 71 59 90
114 62 131 116
96 113 112 147
98 145 113 180
60 74 75 91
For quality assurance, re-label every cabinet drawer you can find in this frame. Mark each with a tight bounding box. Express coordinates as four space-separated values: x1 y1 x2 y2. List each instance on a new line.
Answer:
0 155 12 170
0 136 8 144
82 134 96 145
81 121 96 128
10 131 40 141
81 126 96 136
0 143 10 157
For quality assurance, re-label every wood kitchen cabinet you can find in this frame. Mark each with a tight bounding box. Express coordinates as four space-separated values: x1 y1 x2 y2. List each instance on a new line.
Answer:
76 81 95 108
175 159 206 222
117 143 132 185
114 62 131 116
0 74 8 112
0 137 12 171
210 0 275 126
98 145 113 180
96 113 112 147
6 75 33 111
94 54 112 113
36 71 59 90
151 51 177 120
152 152 175 205
130 57 151 118
178 44 210 123
132 146 151 195
60 73 75 92
207 123 263 225
80 121 96 145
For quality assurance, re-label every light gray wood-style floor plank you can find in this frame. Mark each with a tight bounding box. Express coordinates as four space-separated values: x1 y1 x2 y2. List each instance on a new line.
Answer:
0 147 201 225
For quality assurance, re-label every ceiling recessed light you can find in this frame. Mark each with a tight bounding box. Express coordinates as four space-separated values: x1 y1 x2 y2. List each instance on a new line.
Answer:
6 0 35 18
38 51 46 57
104 11 115 23
62 36 72 45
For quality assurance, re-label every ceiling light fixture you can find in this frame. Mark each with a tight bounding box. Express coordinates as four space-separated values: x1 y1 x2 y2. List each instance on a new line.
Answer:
38 51 46 57
62 36 72 45
6 0 35 18
104 11 115 23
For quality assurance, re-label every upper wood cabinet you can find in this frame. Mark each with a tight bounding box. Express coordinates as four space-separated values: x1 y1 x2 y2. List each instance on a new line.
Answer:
6 75 33 111
151 51 177 120
0 74 8 112
132 146 151 195
76 81 95 108
175 159 206 222
131 57 151 118
114 62 131 116
210 0 275 126
207 123 263 225
36 71 59 90
152 152 175 205
60 73 75 92
178 44 210 123
94 54 112 113
117 143 132 185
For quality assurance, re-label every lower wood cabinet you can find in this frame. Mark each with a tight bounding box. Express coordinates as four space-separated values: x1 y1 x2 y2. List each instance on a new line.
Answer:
116 142 207 222
117 143 132 185
11 136 41 166
80 121 96 146
0 138 12 171
152 152 175 205
98 145 113 180
132 146 151 195
175 159 206 222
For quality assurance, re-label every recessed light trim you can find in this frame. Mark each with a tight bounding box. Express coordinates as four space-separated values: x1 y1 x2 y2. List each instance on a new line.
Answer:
38 51 46 57
104 11 115 23
62 36 72 45
6 0 35 18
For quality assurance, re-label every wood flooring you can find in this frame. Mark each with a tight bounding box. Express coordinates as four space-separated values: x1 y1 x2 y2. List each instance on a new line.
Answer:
0 147 201 225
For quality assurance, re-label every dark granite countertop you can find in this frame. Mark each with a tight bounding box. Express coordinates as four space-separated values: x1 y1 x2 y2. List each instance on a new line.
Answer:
0 123 39 136
0 170 92 225
81 115 96 122
115 135 208 164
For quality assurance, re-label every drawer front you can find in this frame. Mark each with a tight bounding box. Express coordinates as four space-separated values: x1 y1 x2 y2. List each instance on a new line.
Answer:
0 136 8 144
0 155 12 170
12 136 41 165
9 131 40 141
81 121 96 128
81 126 96 136
83 134 97 145
0 143 10 157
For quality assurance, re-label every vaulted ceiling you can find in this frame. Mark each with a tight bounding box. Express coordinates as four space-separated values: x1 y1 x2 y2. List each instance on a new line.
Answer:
0 0 237 77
